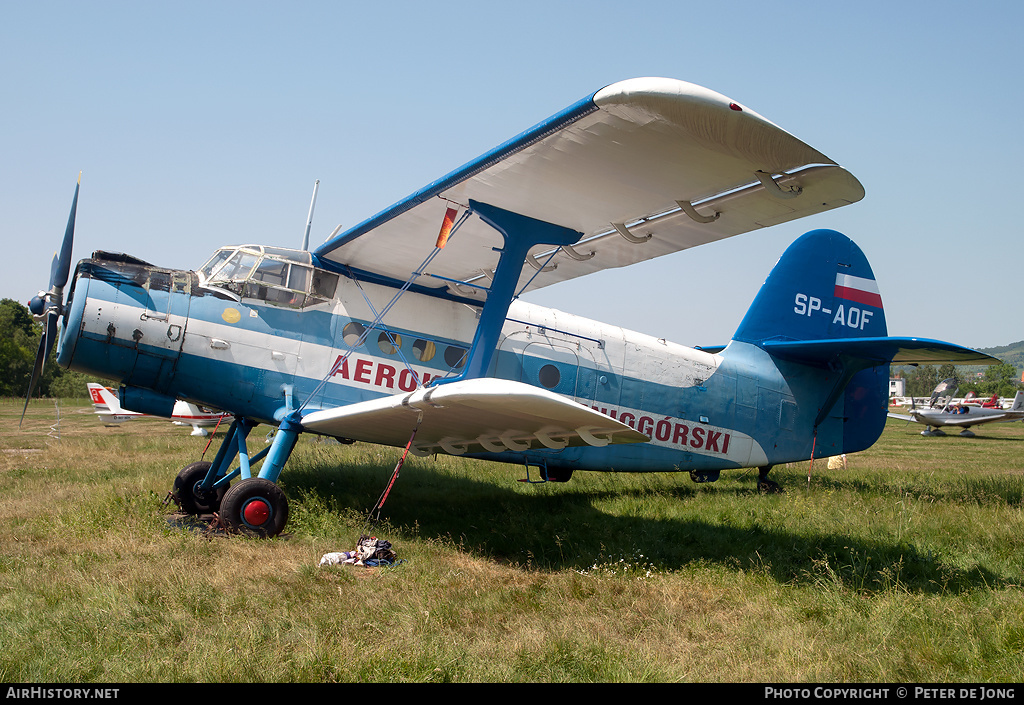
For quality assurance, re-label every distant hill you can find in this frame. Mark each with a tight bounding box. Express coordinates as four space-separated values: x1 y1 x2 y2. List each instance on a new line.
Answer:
893 341 1024 382
978 341 1024 373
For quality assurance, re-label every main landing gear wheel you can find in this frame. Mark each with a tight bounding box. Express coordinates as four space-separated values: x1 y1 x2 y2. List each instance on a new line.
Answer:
757 465 783 494
173 461 227 515
219 477 289 538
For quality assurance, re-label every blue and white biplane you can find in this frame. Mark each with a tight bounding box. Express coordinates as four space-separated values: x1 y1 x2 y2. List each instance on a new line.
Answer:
25 78 998 537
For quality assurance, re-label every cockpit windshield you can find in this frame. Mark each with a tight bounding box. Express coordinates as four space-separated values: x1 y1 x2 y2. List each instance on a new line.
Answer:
197 245 339 308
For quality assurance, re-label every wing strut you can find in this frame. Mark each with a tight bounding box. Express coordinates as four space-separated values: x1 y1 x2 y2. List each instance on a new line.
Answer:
440 200 583 383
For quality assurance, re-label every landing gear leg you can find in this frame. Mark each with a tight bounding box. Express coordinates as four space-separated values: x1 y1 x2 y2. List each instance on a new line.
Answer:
758 465 783 494
218 414 301 538
170 415 299 538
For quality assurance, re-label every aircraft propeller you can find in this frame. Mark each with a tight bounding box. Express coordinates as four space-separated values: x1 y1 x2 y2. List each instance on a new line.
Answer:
21 175 80 426
902 395 918 427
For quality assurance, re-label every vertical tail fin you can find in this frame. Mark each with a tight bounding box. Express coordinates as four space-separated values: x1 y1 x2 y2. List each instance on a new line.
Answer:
731 229 890 454
87 382 141 424
724 229 1000 459
87 383 124 412
734 229 887 344
1011 391 1024 412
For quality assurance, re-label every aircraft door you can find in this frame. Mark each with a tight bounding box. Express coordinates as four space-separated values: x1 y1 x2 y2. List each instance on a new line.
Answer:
497 329 613 407
127 269 191 394
521 342 579 399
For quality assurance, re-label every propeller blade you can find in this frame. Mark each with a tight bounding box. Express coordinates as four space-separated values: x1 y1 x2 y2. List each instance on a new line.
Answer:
19 314 55 427
52 175 80 289
21 174 80 428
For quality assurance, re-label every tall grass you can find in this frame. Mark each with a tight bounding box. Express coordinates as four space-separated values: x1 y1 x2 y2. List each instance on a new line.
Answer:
1 398 1021 682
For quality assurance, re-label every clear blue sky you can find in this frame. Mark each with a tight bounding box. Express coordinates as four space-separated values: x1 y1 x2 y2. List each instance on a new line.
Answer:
3 1 1021 349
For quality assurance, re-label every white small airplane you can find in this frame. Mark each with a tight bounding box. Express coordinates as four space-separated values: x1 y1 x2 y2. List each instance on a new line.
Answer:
87 383 229 436
888 378 1024 436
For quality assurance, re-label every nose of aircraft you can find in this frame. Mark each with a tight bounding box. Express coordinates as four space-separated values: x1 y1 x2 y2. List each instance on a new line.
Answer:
57 253 195 401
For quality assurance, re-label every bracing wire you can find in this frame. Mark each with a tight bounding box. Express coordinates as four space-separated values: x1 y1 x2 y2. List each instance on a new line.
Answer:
299 207 473 412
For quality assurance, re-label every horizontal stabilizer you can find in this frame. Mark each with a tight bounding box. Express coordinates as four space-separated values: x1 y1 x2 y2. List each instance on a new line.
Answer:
761 337 1000 367
300 378 649 456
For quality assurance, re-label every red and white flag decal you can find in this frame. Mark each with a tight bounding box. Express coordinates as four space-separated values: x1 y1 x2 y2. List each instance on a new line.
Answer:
834 273 882 308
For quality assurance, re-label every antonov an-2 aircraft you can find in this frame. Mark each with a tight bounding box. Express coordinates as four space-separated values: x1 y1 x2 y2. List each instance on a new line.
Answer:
24 78 998 537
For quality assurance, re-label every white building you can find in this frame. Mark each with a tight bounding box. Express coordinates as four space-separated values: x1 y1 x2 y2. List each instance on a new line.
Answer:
889 378 905 398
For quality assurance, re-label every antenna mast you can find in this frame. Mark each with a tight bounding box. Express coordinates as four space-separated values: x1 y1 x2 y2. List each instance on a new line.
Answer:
301 179 320 251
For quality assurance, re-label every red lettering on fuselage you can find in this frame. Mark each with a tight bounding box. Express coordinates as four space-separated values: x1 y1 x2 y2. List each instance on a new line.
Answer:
354 359 372 384
329 354 433 392
690 426 705 449
592 405 733 456
375 363 396 389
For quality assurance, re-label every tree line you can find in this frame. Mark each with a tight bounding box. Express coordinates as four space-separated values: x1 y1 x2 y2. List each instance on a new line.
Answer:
0 298 99 399
894 361 1022 399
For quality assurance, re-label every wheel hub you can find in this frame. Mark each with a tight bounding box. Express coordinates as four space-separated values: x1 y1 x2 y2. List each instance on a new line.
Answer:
242 498 271 526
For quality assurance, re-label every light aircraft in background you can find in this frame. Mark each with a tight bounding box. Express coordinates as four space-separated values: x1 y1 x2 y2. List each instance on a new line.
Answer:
23 78 999 537
888 378 1024 436
962 391 1003 408
87 382 228 436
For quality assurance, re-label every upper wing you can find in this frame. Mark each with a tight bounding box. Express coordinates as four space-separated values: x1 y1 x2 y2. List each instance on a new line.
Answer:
313 78 864 301
300 377 649 456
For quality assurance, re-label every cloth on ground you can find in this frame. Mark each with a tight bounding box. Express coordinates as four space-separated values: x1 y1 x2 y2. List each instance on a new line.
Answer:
319 535 397 567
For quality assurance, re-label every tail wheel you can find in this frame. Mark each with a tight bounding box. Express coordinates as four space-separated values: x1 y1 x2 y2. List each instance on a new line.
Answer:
173 461 227 515
219 478 289 538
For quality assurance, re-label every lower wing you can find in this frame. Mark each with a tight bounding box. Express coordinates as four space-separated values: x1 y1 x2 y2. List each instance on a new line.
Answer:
300 378 649 457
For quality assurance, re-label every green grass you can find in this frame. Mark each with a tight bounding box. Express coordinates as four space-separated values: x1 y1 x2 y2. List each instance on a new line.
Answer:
1 398 1022 682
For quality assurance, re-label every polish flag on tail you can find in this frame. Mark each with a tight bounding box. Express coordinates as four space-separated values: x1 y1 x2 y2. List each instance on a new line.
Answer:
834 273 882 308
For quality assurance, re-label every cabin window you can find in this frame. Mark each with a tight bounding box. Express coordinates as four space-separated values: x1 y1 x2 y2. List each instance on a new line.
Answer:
252 259 289 287
412 339 436 362
198 244 339 307
288 265 311 292
342 322 366 347
378 332 402 355
538 364 561 390
311 270 339 299
218 251 259 282
444 345 467 370
198 249 233 280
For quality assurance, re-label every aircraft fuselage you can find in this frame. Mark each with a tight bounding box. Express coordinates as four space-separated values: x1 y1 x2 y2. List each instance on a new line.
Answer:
56 246 870 480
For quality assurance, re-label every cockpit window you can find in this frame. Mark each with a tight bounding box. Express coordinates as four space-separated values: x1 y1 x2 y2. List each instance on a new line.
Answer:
252 258 289 287
198 249 233 281
197 245 339 307
220 251 260 282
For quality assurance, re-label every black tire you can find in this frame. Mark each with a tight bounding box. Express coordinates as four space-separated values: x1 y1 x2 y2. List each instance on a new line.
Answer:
219 477 289 538
173 461 227 515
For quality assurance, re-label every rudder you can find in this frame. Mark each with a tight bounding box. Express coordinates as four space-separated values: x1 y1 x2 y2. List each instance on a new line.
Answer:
734 229 888 345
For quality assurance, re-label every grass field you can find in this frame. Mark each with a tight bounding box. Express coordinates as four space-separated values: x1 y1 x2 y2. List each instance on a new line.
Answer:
1 397 1022 683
